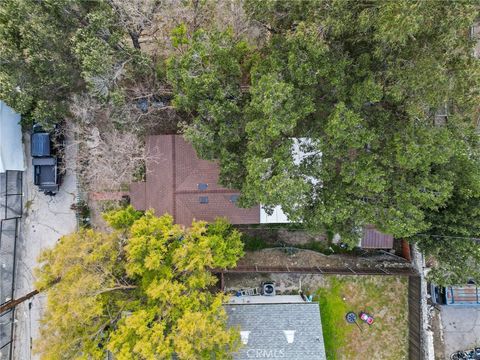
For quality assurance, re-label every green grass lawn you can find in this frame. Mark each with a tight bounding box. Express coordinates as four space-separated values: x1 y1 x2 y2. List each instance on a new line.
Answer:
314 276 409 360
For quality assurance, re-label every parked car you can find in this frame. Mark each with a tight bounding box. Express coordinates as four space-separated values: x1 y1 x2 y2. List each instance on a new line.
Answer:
31 124 64 195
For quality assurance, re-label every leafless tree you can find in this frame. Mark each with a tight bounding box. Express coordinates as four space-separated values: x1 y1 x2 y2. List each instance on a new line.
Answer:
107 0 162 49
69 95 162 191
213 0 263 42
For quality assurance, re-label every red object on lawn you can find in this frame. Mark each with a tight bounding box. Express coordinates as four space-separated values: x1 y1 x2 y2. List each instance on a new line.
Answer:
359 312 374 325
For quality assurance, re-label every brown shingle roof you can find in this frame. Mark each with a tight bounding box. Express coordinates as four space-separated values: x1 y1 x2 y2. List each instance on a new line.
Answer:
130 135 260 225
361 225 394 249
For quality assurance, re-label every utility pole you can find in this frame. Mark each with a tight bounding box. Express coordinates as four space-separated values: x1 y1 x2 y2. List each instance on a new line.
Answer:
0 290 39 314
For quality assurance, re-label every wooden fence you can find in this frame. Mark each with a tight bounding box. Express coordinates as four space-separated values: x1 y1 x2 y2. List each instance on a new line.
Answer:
216 265 416 276
408 276 423 360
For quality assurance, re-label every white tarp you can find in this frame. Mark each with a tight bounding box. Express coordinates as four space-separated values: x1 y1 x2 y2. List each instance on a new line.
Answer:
0 101 25 173
260 205 290 223
260 138 320 224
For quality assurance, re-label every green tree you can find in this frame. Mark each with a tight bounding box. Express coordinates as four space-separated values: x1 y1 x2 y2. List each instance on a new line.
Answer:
167 28 253 187
0 0 148 125
167 2 480 255
34 206 243 359
415 141 480 285
0 0 82 123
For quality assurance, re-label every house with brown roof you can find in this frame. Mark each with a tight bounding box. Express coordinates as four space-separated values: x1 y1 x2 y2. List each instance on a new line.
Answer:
130 135 395 249
130 135 262 225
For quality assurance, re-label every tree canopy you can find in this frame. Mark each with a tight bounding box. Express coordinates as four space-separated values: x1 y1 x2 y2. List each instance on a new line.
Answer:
166 0 480 283
0 0 148 125
34 206 243 359
416 148 480 286
4 0 480 286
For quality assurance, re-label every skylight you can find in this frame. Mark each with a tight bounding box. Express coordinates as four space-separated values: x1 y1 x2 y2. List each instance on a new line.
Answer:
240 331 250 345
283 330 295 344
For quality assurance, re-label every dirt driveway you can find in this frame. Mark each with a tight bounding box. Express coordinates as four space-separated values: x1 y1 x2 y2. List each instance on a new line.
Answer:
13 133 78 360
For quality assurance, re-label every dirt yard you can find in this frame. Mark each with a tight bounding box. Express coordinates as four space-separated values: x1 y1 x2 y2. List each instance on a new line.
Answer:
236 248 410 269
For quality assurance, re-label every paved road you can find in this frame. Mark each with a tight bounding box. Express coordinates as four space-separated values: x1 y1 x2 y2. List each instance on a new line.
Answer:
12 133 77 360
441 306 480 356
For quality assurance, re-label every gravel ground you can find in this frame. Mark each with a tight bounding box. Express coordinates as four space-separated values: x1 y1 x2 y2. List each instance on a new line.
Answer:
224 273 329 294
12 133 78 360
411 245 435 360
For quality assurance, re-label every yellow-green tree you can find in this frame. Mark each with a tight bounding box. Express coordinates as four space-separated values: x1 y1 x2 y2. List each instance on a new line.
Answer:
34 206 243 359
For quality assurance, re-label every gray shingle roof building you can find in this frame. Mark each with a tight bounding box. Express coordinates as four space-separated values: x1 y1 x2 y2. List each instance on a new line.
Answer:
225 297 327 360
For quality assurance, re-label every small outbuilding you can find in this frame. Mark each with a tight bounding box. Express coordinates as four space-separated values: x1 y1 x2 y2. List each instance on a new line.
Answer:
444 284 480 306
225 295 327 360
360 224 394 249
0 101 25 173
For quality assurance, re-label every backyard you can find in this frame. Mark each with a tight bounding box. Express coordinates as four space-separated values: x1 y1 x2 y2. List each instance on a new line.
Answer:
315 275 409 360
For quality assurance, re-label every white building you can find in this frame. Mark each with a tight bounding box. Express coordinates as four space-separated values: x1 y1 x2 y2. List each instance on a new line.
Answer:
0 101 25 173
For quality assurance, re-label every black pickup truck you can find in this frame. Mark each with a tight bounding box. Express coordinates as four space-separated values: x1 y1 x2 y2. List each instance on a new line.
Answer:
31 124 63 195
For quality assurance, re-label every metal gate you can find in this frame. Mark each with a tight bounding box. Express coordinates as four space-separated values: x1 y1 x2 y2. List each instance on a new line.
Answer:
0 171 23 360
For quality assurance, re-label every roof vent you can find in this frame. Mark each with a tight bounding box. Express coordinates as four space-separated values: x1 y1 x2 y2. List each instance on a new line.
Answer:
283 330 295 344
199 196 209 204
198 183 208 191
240 331 250 345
